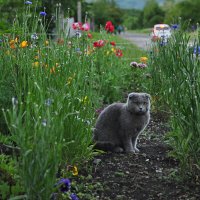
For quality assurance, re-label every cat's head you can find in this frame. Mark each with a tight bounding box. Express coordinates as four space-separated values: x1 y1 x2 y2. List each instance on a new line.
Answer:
126 92 150 115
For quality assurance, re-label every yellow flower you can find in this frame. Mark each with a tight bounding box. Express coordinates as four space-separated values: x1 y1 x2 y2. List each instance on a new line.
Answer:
9 40 15 45
32 61 39 67
67 77 73 85
45 40 49 46
20 41 28 48
106 51 110 55
15 37 18 43
6 50 10 55
140 57 148 64
111 47 116 53
72 166 78 176
81 96 89 105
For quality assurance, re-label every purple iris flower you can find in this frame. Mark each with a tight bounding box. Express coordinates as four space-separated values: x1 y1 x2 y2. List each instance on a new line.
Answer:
40 11 47 16
25 1 32 4
55 178 71 193
70 193 79 200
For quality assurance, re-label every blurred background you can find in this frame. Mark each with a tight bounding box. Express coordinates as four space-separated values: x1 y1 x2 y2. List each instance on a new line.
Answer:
0 0 199 34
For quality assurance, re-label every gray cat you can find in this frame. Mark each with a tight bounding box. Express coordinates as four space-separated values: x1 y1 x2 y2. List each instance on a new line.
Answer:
93 92 150 153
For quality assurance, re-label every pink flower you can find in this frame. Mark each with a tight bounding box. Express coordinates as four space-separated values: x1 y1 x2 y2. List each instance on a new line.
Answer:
72 22 82 30
137 63 147 68
130 62 138 67
93 40 105 48
130 62 147 68
105 21 115 33
82 23 90 31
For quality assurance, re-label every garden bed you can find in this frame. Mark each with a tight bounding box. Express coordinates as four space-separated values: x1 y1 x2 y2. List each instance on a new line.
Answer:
77 112 200 200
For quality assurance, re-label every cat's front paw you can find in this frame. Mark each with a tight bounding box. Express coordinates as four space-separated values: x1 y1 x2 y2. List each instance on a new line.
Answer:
134 147 140 153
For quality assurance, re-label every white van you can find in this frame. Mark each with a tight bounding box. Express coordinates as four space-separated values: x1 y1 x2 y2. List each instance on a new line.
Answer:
151 24 171 42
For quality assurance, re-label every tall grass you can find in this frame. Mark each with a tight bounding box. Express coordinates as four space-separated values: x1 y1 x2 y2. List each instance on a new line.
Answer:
150 26 200 178
0 1 148 198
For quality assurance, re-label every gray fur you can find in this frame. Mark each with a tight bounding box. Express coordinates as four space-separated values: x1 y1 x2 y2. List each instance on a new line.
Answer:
93 92 150 153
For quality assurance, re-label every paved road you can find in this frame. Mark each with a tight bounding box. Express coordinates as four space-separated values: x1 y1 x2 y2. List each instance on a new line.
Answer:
119 32 151 50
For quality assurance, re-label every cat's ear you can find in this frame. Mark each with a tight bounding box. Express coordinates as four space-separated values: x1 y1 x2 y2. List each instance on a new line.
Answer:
128 93 137 100
145 93 151 99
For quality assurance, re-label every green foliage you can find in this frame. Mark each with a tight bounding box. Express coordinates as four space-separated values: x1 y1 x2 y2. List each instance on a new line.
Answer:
122 9 143 30
0 2 148 198
0 154 23 199
143 0 165 28
149 25 200 178
91 0 123 29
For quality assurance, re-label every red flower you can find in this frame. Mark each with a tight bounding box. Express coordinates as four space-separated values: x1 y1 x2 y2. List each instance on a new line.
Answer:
87 33 92 39
72 22 82 30
115 49 123 57
93 40 105 48
105 21 115 33
110 41 116 46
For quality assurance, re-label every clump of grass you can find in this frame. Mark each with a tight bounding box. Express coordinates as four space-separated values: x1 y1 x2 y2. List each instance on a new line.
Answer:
0 1 150 198
150 24 200 178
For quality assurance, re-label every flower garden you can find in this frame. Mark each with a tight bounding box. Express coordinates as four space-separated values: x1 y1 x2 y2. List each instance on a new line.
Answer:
1 1 200 200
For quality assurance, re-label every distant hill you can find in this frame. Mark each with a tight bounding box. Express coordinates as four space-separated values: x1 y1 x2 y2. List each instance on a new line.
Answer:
115 0 165 10
85 0 165 10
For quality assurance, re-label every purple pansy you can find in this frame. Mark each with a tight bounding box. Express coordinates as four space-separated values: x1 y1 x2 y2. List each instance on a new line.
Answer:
70 193 79 200
55 178 71 193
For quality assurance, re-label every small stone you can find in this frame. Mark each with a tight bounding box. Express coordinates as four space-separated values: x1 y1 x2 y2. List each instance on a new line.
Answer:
93 158 101 165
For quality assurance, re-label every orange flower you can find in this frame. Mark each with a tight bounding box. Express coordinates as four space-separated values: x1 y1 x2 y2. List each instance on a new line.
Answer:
10 44 16 49
9 40 16 49
9 40 15 45
50 67 56 74
20 41 28 48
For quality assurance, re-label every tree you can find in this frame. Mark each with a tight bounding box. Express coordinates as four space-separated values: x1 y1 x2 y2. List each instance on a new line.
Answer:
122 9 143 30
143 0 165 28
164 0 200 26
91 0 123 29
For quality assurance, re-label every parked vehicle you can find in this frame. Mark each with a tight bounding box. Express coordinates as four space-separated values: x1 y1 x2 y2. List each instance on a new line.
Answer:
151 24 171 43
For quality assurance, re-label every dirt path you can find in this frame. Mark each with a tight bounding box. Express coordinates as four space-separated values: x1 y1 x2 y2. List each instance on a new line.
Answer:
79 113 200 200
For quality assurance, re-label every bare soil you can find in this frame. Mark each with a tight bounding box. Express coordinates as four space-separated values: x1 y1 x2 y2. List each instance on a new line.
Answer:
81 112 200 200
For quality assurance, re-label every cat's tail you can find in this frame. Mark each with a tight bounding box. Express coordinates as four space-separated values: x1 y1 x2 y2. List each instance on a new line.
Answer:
93 140 124 153
92 128 123 153
93 141 116 152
